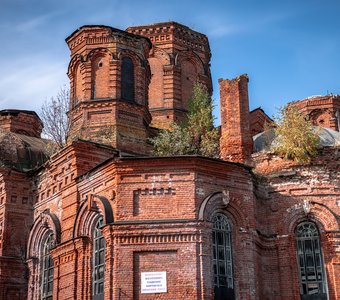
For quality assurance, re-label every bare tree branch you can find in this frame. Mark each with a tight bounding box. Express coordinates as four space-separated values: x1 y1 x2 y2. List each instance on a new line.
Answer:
40 86 70 148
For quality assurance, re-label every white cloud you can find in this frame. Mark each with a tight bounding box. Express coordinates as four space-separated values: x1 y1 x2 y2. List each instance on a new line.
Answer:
0 55 68 114
15 14 51 32
208 24 242 38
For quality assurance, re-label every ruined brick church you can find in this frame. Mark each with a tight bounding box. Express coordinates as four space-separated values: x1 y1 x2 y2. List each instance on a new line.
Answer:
0 22 339 300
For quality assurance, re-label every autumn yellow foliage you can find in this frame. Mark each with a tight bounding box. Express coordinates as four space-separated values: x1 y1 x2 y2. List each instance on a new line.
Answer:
272 105 320 163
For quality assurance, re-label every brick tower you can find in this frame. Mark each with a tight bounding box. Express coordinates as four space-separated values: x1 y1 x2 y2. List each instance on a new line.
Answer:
66 25 152 154
127 22 212 129
219 74 253 164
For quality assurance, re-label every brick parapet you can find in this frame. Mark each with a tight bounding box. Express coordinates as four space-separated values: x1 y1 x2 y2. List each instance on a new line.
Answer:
127 22 210 56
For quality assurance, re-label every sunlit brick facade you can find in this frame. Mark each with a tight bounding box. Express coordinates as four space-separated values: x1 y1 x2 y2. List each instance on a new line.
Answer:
0 22 339 300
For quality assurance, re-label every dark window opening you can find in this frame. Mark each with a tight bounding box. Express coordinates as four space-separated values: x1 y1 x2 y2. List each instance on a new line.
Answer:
41 233 54 300
121 57 135 102
93 217 105 300
212 214 235 300
296 222 328 300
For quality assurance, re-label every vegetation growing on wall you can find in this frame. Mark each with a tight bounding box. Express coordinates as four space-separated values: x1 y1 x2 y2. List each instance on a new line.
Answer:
272 105 320 162
150 82 219 158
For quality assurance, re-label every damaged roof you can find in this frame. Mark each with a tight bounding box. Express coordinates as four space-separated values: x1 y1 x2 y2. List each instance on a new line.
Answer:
0 129 51 172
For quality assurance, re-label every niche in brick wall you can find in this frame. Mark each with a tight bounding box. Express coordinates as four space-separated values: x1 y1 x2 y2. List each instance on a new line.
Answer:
181 60 197 109
91 55 110 99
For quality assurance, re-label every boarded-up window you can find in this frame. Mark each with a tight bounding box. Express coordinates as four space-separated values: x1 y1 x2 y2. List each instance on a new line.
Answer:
121 57 135 102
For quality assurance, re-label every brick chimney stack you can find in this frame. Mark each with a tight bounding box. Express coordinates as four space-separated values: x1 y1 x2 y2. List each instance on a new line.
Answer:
219 74 253 164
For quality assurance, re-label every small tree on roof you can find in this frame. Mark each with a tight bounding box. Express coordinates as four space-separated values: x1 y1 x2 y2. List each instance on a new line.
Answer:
272 105 319 163
150 82 219 158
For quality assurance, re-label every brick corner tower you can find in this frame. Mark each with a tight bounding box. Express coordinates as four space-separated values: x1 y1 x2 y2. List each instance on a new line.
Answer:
219 74 253 164
127 22 212 129
66 25 152 154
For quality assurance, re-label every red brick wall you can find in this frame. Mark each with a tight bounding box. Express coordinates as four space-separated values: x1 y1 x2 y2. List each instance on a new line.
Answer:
0 110 42 137
66 26 153 154
1 141 338 300
219 74 253 164
253 147 340 299
290 95 340 131
25 151 261 300
249 108 273 136
74 62 83 105
91 54 110 99
181 59 197 108
1 22 340 300
0 168 33 300
127 22 212 129
148 56 164 109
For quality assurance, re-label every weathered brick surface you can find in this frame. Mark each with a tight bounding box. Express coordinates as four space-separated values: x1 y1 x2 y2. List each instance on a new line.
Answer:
0 110 42 138
127 22 212 129
0 168 33 299
253 146 340 299
249 107 273 136
219 74 253 164
66 26 152 154
290 95 340 131
0 21 339 300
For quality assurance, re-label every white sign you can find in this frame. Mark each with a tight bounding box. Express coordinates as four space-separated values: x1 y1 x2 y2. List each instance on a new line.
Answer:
141 271 167 294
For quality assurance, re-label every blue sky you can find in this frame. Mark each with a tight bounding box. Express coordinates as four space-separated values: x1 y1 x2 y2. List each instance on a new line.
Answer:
1 0 340 124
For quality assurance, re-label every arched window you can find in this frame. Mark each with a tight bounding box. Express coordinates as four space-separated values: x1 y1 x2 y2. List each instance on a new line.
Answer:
93 217 105 300
121 57 135 102
296 222 328 299
212 214 234 300
41 233 54 300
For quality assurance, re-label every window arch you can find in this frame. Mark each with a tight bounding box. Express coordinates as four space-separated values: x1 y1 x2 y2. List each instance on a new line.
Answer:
212 213 235 300
296 222 328 299
121 56 135 102
93 217 105 300
41 232 54 300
